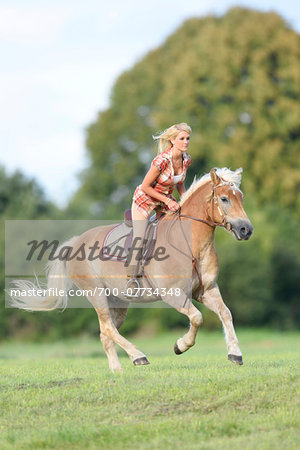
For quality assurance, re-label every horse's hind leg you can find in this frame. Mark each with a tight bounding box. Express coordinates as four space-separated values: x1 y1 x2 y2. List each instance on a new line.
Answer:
163 291 203 354
201 285 243 365
94 302 150 369
98 308 128 373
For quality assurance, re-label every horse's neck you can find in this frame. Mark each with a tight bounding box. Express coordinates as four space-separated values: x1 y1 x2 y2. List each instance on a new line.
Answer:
180 182 215 258
180 181 211 221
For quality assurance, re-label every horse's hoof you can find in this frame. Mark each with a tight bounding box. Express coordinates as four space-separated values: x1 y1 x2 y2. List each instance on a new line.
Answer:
228 354 243 365
174 342 183 355
133 356 150 366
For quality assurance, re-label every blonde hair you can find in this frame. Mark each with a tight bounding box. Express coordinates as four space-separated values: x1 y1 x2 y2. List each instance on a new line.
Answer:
153 123 192 154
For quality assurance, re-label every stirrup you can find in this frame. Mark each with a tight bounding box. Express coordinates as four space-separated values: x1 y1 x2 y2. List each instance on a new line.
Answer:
124 277 142 298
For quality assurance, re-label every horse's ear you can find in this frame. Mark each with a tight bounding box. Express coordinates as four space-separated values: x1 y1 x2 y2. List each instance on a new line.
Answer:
210 169 221 186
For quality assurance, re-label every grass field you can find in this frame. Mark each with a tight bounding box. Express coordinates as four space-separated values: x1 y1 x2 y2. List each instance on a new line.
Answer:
0 329 299 449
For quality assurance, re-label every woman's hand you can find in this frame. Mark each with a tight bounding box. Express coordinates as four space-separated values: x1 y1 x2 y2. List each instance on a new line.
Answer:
166 199 180 212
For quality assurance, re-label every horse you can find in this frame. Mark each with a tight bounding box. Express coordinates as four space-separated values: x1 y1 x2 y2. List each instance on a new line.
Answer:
9 168 253 372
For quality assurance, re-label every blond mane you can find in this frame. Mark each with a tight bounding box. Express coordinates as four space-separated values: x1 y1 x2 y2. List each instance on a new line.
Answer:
180 167 243 206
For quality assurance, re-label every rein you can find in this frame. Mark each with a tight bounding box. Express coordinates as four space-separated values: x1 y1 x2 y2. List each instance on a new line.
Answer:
178 214 226 229
165 182 231 299
165 211 204 299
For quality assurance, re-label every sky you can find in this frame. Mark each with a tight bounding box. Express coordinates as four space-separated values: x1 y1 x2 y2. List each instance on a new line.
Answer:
1 0 299 207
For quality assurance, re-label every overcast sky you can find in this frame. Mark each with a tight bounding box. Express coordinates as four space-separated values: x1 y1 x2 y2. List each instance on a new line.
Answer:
1 0 299 207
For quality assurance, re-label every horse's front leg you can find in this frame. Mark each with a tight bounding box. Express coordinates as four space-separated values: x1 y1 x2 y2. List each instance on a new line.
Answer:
201 284 243 365
163 291 203 354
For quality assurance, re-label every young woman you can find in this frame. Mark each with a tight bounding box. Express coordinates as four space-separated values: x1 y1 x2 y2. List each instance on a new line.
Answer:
126 122 192 282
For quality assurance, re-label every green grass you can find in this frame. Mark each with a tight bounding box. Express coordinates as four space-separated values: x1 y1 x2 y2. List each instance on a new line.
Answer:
0 329 299 449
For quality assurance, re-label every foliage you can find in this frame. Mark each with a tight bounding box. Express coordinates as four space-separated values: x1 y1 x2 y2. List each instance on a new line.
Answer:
216 197 300 330
0 168 98 340
71 7 300 219
0 167 58 339
0 167 57 219
2 8 300 338
67 7 300 331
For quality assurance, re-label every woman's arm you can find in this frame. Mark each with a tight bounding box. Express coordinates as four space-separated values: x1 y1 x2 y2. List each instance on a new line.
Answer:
141 166 170 204
141 166 179 211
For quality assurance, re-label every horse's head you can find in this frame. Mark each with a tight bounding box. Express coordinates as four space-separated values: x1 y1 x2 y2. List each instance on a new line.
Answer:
209 168 253 240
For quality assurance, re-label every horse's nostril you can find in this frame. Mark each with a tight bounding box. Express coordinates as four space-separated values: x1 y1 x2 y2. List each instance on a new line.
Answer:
240 224 253 239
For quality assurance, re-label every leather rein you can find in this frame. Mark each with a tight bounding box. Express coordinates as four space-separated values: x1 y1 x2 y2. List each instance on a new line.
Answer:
166 182 233 297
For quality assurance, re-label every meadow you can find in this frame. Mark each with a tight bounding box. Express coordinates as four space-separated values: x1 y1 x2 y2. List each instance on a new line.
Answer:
0 328 299 449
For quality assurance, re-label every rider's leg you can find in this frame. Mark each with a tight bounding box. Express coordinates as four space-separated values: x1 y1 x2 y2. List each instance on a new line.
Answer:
126 201 148 278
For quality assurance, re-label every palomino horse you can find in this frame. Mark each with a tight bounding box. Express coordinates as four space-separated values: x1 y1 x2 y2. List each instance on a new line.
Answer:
10 168 253 372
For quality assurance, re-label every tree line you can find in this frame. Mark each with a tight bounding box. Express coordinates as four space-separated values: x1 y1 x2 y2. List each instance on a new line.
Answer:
1 8 299 339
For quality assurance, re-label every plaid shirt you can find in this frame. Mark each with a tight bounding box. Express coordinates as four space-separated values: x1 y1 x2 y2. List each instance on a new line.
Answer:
133 147 192 218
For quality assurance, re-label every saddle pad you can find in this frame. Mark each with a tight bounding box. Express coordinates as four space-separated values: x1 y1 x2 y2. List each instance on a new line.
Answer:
102 223 131 261
102 222 158 263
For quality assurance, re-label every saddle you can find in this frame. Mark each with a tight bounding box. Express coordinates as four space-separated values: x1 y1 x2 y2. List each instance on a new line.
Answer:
101 209 163 267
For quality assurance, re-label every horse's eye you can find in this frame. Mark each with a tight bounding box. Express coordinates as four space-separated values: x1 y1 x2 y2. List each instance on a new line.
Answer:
220 196 229 203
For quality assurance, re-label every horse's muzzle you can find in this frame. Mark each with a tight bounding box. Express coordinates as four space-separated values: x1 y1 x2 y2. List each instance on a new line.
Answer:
229 219 253 241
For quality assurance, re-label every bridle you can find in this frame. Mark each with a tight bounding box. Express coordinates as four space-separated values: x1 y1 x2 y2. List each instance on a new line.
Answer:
165 180 238 298
179 181 238 231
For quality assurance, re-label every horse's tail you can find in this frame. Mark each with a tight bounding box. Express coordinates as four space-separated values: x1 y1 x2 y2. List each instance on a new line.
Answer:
7 236 78 311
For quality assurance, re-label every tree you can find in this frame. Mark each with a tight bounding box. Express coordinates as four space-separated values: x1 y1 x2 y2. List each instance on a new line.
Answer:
71 7 300 219
66 7 300 330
